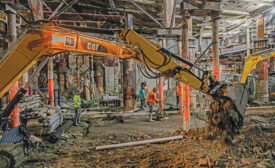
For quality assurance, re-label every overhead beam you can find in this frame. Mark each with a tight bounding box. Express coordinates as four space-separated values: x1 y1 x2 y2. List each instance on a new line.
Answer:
28 0 44 21
129 0 164 27
44 11 125 18
238 0 275 5
48 1 64 20
170 0 177 32
221 9 249 16
182 0 200 8
42 0 52 12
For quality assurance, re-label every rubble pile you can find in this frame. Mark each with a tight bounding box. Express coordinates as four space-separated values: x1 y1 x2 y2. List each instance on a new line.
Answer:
19 95 42 112
24 106 63 135
22 113 274 167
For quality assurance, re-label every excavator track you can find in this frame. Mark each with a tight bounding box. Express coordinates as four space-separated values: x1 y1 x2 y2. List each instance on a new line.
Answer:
206 84 248 145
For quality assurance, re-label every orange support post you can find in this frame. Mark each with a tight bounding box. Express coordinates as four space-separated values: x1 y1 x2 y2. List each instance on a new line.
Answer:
48 57 55 106
212 15 220 81
8 13 20 127
158 80 164 111
158 38 165 112
255 17 269 101
177 37 184 116
10 82 20 128
181 11 191 131
183 84 190 122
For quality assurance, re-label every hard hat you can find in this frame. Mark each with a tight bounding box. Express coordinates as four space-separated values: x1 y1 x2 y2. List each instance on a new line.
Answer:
76 88 81 93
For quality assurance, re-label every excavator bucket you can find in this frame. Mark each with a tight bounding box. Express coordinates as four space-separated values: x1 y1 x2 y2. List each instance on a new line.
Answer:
206 83 249 145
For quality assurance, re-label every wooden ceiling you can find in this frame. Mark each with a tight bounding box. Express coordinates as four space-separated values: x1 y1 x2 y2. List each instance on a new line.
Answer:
1 0 275 35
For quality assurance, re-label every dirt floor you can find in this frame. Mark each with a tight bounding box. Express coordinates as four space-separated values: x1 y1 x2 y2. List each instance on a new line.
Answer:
22 110 275 168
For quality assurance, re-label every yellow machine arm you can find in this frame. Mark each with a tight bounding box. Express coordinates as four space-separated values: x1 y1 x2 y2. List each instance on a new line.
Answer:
241 49 275 84
119 30 219 95
0 23 134 98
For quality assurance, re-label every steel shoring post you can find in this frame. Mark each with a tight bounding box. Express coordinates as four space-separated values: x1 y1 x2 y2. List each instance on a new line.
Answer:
7 13 20 128
212 15 220 81
177 37 183 122
181 10 190 132
48 56 55 106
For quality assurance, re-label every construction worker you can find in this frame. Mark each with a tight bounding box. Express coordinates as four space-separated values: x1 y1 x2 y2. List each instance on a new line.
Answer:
147 87 159 122
139 82 147 110
73 88 82 126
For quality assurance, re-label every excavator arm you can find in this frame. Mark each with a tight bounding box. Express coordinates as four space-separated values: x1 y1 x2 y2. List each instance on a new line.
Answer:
119 30 220 95
0 23 134 98
241 49 275 84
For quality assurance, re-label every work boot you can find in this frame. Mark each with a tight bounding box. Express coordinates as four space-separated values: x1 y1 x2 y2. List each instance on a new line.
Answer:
149 113 154 122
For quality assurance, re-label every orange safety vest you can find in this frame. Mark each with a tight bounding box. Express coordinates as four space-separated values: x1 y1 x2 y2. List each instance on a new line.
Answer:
176 86 179 95
144 85 149 94
147 91 159 103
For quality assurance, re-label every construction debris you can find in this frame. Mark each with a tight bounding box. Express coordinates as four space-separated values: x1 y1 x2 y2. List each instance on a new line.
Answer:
48 120 73 143
24 106 63 135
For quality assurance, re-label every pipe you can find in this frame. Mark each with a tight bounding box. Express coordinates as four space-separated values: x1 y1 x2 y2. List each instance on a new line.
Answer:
96 136 183 150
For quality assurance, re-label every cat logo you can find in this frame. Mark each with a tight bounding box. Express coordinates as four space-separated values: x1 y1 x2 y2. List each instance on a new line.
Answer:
64 36 76 47
87 42 100 51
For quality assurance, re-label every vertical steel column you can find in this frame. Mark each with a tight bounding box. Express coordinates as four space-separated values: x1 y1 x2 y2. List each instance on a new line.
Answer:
95 57 104 96
212 16 220 81
8 13 20 128
27 0 44 95
246 26 250 56
182 11 190 131
188 19 197 111
76 56 80 88
48 57 55 106
158 38 165 112
177 37 183 115
255 17 269 101
123 14 136 111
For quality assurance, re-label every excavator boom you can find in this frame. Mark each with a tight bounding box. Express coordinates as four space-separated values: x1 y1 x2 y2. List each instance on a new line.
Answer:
241 49 275 84
0 23 134 98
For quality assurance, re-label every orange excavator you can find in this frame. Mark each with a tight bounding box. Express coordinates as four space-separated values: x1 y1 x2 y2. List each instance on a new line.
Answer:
2 22 273 145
